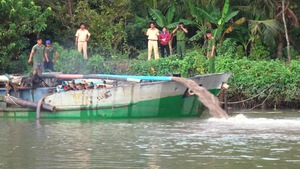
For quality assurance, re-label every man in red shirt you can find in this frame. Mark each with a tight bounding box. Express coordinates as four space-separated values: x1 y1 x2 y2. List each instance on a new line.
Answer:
158 27 171 58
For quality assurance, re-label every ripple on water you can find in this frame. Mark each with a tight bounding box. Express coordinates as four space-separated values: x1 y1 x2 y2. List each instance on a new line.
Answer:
1 113 300 169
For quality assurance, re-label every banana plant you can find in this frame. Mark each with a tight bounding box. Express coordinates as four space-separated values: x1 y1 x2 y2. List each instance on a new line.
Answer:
148 3 176 29
188 0 245 43
148 3 178 54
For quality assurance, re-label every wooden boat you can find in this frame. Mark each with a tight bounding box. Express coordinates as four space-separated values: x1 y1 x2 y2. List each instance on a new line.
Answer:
0 73 231 119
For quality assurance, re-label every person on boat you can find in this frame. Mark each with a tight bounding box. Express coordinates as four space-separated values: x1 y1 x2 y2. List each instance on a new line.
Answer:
44 40 59 72
158 27 171 58
205 30 216 73
75 23 91 60
172 22 188 59
28 38 49 75
146 22 160 60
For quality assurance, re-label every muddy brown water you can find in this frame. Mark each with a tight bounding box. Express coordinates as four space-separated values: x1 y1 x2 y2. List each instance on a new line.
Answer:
1 110 300 169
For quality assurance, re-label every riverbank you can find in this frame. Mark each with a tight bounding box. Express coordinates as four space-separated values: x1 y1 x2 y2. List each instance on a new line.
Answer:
6 43 300 109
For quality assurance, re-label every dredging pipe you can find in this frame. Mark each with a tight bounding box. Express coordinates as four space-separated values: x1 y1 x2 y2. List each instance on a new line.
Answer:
39 74 172 81
3 95 55 112
36 95 49 119
0 75 9 82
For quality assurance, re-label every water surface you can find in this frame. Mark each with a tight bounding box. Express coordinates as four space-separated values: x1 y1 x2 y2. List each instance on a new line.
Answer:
0 110 300 169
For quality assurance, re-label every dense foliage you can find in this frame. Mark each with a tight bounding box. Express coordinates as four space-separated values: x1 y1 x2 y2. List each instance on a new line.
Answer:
49 41 300 108
0 0 51 73
1 0 300 108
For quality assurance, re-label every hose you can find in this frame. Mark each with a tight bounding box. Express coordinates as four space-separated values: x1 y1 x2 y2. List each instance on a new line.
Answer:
36 95 48 119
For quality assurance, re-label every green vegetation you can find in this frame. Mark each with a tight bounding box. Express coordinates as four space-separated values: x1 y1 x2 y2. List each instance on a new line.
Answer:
0 0 51 73
1 0 300 108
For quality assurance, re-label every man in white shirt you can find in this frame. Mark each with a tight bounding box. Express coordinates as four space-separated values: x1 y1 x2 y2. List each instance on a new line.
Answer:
146 22 159 60
75 23 91 60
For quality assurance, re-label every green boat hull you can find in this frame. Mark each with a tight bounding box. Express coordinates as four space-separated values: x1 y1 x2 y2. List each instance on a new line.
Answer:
0 73 231 119
0 89 219 119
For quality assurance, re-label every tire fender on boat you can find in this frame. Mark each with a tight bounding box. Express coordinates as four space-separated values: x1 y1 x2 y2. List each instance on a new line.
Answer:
188 89 195 96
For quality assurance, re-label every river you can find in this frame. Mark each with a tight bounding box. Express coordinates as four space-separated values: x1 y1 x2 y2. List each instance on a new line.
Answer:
0 110 300 169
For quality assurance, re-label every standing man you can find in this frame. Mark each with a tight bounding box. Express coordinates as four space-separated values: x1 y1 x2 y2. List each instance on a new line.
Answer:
28 38 49 75
146 22 160 60
172 22 188 59
205 30 216 73
158 27 171 58
75 23 91 60
44 40 59 72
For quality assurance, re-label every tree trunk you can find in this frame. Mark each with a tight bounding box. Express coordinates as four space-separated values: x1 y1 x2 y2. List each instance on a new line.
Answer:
169 34 173 55
277 34 283 59
282 0 291 64
68 0 74 17
153 0 157 9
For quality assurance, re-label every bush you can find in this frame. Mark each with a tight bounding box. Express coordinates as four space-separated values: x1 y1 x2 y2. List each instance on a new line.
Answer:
217 38 239 58
54 47 85 74
248 38 270 60
216 56 300 108
85 54 106 74
129 49 207 77
7 54 32 74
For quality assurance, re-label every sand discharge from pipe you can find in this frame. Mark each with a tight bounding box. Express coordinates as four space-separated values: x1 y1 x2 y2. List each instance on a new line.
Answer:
172 77 229 119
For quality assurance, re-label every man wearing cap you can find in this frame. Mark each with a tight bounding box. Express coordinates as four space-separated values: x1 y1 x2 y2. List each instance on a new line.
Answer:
28 38 49 75
172 22 188 58
75 23 91 60
205 30 216 73
44 40 59 72
146 22 160 60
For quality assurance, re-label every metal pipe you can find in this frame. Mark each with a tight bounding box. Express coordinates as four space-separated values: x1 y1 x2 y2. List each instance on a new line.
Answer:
54 88 65 93
39 73 173 81
82 79 105 84
0 75 9 82
4 96 55 112
224 89 228 113
126 78 142 83
94 74 172 81
63 85 71 91
89 81 104 87
36 95 48 119
0 74 26 85
39 74 83 79
62 81 71 86
72 79 83 84
222 83 230 113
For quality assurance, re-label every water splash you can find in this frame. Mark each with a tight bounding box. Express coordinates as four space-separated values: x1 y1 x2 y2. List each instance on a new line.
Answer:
172 77 229 119
207 114 300 129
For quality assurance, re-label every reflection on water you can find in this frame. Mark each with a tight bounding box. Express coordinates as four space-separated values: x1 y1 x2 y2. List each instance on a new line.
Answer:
0 111 300 169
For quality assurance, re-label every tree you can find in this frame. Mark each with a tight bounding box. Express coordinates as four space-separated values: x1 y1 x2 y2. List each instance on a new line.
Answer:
248 19 282 48
73 0 132 55
281 0 291 64
232 0 299 60
35 0 76 48
0 0 51 73
274 0 299 62
148 3 177 54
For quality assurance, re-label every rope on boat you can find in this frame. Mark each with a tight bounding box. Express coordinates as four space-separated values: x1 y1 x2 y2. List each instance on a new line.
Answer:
7 95 22 108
